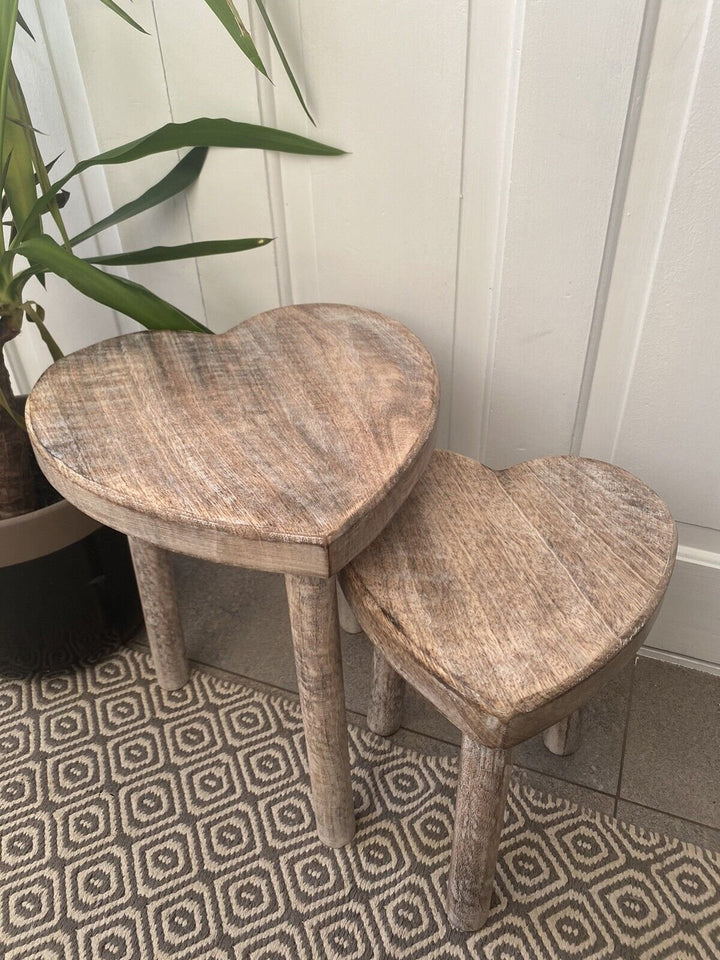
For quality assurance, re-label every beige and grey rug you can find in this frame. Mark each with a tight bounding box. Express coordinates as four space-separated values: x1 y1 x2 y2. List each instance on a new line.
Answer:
0 647 718 960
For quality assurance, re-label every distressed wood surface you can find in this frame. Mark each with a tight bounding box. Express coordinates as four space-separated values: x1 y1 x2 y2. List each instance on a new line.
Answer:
543 708 583 756
128 537 188 690
367 648 406 737
285 574 355 848
26 304 439 577
341 451 677 748
337 583 362 634
446 737 512 931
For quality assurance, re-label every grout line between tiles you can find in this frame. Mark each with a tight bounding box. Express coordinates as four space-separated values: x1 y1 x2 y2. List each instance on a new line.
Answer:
614 656 639 817
131 638 719 837
614 798 720 835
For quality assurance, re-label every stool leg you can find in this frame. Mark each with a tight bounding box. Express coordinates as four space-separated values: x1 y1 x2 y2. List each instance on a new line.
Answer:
543 708 583 756
129 537 188 690
286 574 355 848
447 736 511 931
337 583 363 633
367 650 406 736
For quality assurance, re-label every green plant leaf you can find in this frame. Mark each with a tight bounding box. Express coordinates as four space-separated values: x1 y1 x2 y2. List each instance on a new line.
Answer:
0 0 19 215
17 119 343 242
16 236 210 332
254 0 314 125
201 0 268 78
86 236 271 266
71 147 208 247
95 0 148 34
16 11 34 41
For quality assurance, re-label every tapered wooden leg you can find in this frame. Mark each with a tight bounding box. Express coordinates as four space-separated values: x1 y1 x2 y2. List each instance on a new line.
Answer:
286 574 355 848
129 537 188 690
543 708 583 756
367 650 406 736
337 582 363 633
446 736 511 931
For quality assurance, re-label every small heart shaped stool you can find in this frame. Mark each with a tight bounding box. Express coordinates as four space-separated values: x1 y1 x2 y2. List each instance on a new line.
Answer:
26 303 439 848
339 450 677 930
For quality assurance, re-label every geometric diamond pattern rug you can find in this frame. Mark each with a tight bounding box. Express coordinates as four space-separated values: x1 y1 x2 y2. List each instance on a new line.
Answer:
1 648 718 960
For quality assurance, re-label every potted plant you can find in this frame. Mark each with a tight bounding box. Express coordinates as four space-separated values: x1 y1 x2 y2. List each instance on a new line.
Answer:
0 0 341 675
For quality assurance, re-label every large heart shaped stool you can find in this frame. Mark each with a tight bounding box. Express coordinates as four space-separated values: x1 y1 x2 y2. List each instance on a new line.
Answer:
339 450 677 930
26 303 439 848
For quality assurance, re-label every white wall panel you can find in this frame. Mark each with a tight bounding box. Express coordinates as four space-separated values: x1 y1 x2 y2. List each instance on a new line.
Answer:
287 0 469 444
64 0 206 327
9 0 720 670
7 0 124 393
482 0 644 468
607 4 720 529
152 0 283 331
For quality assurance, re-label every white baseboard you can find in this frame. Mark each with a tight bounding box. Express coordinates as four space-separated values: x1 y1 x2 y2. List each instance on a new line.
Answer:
640 544 720 673
638 645 720 677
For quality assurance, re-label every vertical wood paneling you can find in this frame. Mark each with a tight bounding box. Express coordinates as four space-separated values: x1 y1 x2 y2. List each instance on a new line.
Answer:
151 0 282 331
9 0 720 670
64 0 206 327
449 0 524 459
481 0 645 468
582 0 718 529
285 0 469 445
7 0 124 391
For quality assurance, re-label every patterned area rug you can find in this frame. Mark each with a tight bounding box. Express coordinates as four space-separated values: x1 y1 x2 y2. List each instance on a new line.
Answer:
1 648 718 960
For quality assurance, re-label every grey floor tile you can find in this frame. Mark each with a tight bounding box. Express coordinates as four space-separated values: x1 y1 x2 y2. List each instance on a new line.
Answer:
620 657 720 828
512 767 615 815
616 800 720 854
171 555 462 742
512 665 634 795
168 556 632 786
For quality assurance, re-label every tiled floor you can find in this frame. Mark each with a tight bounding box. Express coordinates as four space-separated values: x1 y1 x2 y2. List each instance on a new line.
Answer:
133 554 720 853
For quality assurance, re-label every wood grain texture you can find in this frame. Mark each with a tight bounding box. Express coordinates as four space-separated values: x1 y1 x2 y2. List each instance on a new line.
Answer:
367 649 406 737
337 583 362 634
446 737 512 931
128 537 188 690
26 304 439 577
341 451 677 748
543 709 583 756
285 573 355 848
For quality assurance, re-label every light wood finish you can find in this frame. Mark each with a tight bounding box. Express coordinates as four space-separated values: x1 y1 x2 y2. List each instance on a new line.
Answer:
128 537 188 690
543 709 583 756
337 583 362 634
447 738 512 931
341 449 676 930
26 303 439 849
342 451 677 749
26 304 438 578
367 649 406 736
285 574 355 847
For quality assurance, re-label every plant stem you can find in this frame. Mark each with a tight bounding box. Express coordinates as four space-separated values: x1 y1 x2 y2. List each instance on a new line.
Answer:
24 301 62 361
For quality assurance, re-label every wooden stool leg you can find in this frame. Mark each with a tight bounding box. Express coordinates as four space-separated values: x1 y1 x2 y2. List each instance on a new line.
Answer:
286 574 355 848
337 582 363 633
367 650 405 736
129 537 188 690
543 708 583 756
446 736 511 931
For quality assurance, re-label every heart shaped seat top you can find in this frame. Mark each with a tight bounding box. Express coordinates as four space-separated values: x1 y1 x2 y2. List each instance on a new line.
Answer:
340 450 676 747
26 304 439 576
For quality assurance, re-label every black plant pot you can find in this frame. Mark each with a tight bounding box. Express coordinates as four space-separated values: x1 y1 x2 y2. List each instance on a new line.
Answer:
0 498 141 677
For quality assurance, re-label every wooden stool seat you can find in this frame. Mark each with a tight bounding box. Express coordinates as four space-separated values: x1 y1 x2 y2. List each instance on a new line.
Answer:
26 303 439 849
27 304 438 578
340 449 676 929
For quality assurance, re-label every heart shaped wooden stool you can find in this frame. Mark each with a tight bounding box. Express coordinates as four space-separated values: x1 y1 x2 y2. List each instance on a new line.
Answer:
339 450 677 930
26 303 439 848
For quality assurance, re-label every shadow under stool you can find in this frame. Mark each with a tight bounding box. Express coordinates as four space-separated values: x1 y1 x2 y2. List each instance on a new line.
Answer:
340 450 677 930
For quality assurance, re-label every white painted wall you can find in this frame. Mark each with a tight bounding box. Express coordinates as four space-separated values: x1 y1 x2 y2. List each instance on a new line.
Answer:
10 0 720 671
